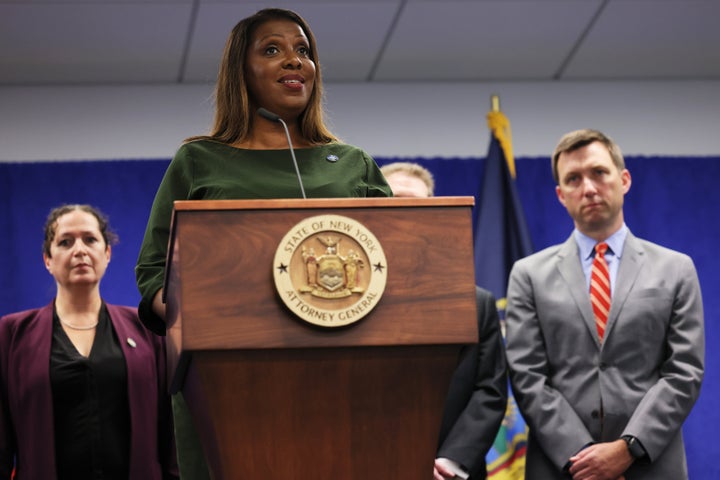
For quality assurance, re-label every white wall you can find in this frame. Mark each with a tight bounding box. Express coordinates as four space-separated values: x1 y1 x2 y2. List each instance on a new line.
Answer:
2 80 719 162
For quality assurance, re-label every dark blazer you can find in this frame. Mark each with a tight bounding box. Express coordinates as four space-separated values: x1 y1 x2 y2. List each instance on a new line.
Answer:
505 232 705 479
437 287 508 479
0 302 178 480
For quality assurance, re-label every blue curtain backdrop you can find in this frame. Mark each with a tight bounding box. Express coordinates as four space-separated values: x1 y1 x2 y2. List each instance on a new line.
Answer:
1 155 718 479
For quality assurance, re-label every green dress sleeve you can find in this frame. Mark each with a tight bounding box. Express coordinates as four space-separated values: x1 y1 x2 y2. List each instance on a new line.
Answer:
135 145 195 334
361 150 393 197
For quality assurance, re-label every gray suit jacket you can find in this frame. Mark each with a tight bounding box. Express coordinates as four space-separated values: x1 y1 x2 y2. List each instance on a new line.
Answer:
505 232 704 479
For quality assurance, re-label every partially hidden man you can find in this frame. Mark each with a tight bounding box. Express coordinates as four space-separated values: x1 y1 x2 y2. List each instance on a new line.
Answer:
380 161 508 479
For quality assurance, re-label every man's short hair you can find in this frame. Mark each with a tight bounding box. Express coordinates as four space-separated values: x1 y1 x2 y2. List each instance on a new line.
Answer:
380 162 435 196
551 129 625 184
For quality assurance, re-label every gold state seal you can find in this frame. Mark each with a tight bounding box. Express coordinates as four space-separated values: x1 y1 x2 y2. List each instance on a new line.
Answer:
273 214 387 327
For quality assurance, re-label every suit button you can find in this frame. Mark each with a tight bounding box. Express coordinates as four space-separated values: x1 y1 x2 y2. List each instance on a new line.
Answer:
599 362 607 370
591 410 600 419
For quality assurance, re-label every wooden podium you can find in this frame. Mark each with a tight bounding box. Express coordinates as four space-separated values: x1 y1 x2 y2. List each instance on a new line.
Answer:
163 197 478 479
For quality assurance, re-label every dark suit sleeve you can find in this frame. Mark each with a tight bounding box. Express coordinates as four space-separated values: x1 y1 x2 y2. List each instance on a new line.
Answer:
436 287 508 477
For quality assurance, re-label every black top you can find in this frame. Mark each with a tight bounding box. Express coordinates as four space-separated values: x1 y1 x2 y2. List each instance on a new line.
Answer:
50 304 130 480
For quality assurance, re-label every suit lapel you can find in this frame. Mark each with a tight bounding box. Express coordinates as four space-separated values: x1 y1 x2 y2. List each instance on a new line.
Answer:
107 304 140 398
556 236 601 348
604 232 644 340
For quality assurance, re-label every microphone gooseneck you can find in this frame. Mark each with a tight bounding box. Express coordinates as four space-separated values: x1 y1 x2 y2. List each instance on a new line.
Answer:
257 108 307 199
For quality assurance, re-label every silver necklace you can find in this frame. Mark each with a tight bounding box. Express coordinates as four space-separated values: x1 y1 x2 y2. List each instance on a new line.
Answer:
59 317 98 331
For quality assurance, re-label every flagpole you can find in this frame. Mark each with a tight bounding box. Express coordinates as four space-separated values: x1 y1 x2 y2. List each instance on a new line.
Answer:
479 93 531 480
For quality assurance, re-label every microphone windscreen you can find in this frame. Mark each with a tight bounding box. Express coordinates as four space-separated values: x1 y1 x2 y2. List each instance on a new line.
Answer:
257 108 281 122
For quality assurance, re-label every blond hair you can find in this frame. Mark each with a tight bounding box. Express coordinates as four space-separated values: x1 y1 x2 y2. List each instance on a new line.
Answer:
380 162 435 196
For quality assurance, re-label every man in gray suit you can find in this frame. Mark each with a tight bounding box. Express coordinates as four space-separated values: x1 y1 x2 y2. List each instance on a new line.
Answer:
505 129 704 479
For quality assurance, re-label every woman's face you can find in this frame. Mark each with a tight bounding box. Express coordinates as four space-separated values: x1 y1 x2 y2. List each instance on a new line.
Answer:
43 209 111 291
245 18 316 120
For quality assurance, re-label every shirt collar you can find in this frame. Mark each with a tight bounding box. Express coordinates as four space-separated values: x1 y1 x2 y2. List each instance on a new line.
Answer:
574 223 628 260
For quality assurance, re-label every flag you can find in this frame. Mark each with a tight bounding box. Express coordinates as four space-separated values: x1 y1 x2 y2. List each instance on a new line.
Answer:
473 106 532 480
473 109 533 296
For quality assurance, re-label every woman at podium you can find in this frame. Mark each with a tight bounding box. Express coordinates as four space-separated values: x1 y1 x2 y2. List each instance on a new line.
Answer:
135 7 391 479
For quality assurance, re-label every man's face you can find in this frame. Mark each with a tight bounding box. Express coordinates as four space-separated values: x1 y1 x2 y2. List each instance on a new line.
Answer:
555 141 631 239
384 172 430 198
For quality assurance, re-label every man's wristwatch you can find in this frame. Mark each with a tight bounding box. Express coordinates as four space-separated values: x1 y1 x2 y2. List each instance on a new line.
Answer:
621 435 646 459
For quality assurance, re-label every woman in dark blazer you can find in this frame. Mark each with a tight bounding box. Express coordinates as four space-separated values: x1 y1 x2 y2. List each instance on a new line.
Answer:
0 204 177 479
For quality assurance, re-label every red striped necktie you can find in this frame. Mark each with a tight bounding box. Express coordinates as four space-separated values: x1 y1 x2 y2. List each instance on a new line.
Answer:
590 242 611 342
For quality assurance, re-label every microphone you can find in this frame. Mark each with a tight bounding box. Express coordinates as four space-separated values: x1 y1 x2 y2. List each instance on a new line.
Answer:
257 108 307 199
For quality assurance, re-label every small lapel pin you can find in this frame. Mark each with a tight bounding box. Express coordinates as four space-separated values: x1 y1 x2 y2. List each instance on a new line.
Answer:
127 338 137 348
326 154 339 163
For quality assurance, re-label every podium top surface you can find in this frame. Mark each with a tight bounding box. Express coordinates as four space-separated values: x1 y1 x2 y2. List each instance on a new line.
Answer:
172 196 474 211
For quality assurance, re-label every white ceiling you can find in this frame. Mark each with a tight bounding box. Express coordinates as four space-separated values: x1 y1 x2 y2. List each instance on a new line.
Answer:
1 0 719 86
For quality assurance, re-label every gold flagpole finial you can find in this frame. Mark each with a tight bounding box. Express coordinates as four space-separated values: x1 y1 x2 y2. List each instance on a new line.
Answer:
487 94 516 178
491 94 500 113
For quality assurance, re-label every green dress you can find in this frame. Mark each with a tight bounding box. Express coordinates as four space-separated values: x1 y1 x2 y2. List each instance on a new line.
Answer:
135 139 391 478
